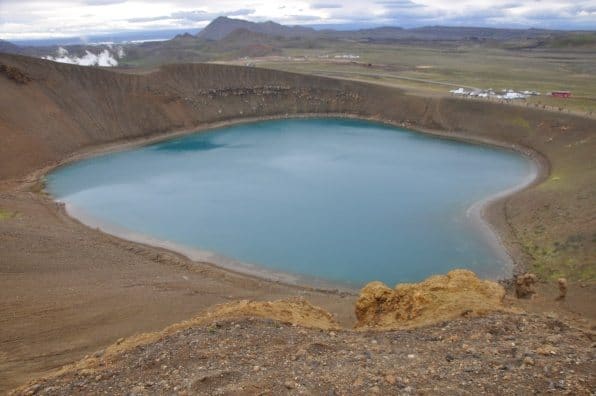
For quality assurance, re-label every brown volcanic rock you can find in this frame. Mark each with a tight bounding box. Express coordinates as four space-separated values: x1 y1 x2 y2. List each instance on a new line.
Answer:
355 269 507 329
12 312 595 395
82 298 340 372
191 297 340 330
8 298 340 394
0 63 31 84
515 272 538 298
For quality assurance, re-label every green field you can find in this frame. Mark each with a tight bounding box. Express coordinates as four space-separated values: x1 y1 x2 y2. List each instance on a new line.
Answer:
242 43 596 115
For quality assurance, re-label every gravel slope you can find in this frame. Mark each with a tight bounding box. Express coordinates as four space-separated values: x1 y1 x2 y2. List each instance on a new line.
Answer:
15 313 594 395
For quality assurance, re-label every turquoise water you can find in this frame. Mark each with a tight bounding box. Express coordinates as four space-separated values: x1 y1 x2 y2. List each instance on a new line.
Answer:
47 118 534 286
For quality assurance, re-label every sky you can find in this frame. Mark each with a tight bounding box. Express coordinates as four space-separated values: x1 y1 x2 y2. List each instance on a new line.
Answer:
1 0 595 40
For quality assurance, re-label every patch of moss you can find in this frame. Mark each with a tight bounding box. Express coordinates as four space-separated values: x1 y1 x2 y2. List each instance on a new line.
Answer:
510 116 531 131
538 172 574 192
0 208 16 220
578 264 596 281
527 245 595 282
518 233 593 281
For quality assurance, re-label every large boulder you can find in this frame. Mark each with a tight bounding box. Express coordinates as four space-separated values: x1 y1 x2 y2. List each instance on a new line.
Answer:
355 269 506 329
515 273 538 298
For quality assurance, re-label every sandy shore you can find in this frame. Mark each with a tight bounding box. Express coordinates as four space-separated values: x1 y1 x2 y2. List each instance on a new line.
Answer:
62 202 360 294
465 154 539 278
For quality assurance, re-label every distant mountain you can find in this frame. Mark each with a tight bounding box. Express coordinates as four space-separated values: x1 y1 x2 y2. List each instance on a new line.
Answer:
0 39 21 55
312 25 566 43
173 32 195 40
402 26 555 41
215 29 282 57
9 17 594 69
198 16 315 40
195 17 589 45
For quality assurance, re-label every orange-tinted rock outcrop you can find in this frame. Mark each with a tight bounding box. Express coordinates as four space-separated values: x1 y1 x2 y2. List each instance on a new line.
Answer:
355 269 506 329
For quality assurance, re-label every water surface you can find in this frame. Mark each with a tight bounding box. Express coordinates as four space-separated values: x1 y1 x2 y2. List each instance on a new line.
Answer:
48 118 534 286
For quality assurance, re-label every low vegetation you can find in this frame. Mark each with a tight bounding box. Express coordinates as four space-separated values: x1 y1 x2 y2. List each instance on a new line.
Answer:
0 208 16 220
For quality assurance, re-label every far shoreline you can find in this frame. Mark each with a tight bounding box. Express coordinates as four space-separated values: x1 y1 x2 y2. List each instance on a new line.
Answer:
35 113 549 289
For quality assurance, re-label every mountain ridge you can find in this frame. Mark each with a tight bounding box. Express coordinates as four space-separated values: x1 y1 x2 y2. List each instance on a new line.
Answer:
0 39 21 54
198 16 316 40
195 16 596 43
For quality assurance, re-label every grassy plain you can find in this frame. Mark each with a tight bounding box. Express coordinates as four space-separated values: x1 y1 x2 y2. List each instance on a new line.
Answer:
217 42 596 115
